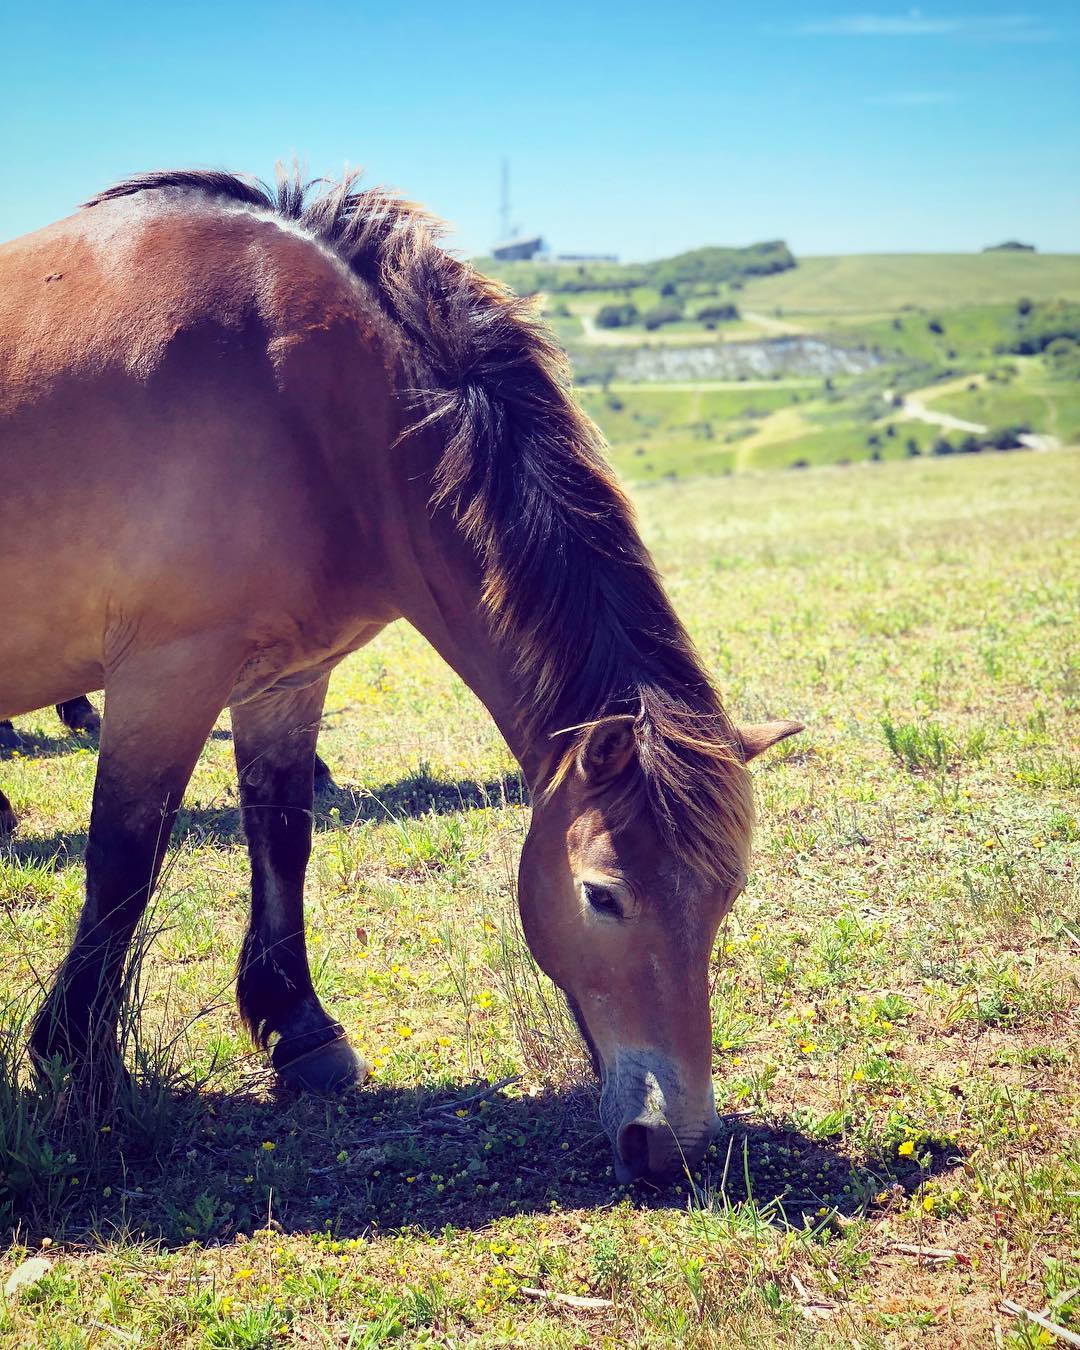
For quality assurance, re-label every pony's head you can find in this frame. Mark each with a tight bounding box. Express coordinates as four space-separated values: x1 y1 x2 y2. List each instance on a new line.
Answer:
520 712 801 1183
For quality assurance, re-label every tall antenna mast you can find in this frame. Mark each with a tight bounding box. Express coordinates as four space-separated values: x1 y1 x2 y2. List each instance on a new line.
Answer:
499 157 512 241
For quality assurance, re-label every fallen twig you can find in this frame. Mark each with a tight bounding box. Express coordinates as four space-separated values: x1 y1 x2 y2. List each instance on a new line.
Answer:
521 1286 613 1311
999 1299 1080 1348
791 1273 838 1318
426 1075 520 1117
887 1242 969 1265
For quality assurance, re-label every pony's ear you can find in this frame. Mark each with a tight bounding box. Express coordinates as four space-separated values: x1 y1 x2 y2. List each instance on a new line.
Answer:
736 719 804 762
577 716 638 785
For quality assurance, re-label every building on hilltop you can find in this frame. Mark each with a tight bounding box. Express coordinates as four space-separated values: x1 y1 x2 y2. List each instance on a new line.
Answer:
492 234 545 262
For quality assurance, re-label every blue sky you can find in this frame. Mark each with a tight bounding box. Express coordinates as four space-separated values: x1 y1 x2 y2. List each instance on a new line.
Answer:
2 2 1077 258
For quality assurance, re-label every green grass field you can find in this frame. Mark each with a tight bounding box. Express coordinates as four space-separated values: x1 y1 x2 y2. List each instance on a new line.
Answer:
2 450 1077 1347
736 254 1080 314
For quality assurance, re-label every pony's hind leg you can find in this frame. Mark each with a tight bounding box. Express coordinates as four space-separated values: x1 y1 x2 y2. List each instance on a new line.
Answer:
232 677 365 1093
56 696 101 736
30 646 235 1080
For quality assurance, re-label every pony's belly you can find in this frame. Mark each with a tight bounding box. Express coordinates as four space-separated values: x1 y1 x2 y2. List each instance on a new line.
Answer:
226 619 394 707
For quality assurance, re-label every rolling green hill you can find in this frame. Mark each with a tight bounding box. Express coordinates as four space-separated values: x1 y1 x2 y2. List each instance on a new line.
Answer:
484 245 1080 476
736 252 1080 314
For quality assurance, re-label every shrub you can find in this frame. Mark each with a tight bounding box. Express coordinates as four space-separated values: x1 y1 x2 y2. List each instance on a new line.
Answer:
931 436 955 456
595 303 639 329
928 318 945 335
695 302 739 324
985 423 1030 450
1017 296 1033 316
906 437 921 456
881 717 950 772
642 304 684 331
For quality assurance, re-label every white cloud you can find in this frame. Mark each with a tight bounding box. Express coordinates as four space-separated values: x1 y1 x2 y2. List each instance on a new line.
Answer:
793 11 1053 40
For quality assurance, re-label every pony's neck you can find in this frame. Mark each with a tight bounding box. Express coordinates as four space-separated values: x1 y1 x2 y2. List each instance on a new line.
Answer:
393 458 551 787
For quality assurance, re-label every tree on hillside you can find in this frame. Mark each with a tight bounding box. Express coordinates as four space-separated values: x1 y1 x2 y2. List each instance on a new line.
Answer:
642 304 684 331
595 302 639 329
696 302 740 324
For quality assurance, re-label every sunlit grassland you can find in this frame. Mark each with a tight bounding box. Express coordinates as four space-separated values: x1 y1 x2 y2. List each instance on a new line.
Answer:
1 451 1078 1346
925 377 1080 445
581 360 1080 480
735 253 1080 314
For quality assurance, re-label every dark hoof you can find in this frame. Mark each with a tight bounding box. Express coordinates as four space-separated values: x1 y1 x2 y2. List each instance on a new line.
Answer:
273 1033 367 1093
312 754 337 795
0 721 21 752
57 699 101 736
0 791 16 838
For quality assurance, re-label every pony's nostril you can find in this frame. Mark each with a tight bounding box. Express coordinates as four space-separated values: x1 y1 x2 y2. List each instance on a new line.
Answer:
615 1121 650 1183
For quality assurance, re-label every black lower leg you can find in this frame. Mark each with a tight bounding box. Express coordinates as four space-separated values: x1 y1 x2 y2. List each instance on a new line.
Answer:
30 655 229 1081
232 682 357 1086
56 696 100 735
30 791 176 1067
0 786 15 836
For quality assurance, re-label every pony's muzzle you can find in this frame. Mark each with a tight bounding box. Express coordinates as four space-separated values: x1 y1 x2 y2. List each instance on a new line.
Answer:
615 1110 672 1183
607 1068 714 1184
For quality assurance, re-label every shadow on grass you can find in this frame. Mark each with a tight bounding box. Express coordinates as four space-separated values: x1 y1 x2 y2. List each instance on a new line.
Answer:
0 728 97 762
0 1063 962 1248
1 767 529 868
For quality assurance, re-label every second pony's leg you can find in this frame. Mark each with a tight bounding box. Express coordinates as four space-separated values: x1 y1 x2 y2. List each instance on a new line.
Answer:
312 751 336 794
232 676 365 1093
1 719 19 833
56 696 101 736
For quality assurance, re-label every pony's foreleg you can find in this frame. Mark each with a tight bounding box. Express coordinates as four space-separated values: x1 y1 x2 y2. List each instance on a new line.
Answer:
56 696 101 736
232 677 365 1093
30 646 235 1080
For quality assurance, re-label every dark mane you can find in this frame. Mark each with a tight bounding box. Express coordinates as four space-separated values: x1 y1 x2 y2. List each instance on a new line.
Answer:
84 167 754 887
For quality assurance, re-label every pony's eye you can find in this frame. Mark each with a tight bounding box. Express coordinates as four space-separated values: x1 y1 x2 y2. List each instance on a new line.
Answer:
582 881 624 921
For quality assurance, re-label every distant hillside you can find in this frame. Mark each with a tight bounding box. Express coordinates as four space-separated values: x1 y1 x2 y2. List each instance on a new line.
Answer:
734 253 1080 313
482 240 795 295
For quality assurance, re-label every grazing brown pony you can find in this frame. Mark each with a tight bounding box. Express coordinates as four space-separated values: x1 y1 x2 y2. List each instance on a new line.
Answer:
0 167 800 1182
